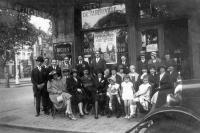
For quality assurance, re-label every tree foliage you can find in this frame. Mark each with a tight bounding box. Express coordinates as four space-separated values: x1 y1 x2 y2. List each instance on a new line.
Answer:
0 9 39 67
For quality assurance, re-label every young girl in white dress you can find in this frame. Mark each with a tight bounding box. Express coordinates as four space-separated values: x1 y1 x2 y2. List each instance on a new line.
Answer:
121 75 135 118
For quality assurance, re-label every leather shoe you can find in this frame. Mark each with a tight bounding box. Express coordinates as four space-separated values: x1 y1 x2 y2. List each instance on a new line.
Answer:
35 114 40 117
95 115 98 119
79 114 84 118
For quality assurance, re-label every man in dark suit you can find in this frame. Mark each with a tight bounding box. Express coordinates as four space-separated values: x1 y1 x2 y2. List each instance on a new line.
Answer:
76 55 89 77
167 64 178 88
148 66 158 97
31 56 48 117
42 57 51 113
91 51 106 76
137 52 148 75
48 59 62 77
118 55 129 74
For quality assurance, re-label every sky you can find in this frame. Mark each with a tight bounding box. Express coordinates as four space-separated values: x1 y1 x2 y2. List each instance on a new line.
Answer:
29 15 51 34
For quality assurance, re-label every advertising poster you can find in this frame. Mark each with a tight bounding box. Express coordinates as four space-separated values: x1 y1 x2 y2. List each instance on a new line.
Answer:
94 31 117 64
81 4 126 29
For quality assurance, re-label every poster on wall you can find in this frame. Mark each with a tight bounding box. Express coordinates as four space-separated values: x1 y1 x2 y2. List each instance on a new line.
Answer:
94 31 117 64
81 4 126 29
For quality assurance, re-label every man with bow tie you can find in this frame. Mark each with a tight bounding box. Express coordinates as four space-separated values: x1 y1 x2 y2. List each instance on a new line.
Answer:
91 51 106 76
31 56 48 117
48 59 62 78
76 55 89 77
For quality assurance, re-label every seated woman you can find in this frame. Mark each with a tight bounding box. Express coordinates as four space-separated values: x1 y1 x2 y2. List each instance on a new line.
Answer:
67 69 85 118
94 70 107 119
81 68 96 115
133 75 151 113
47 70 76 120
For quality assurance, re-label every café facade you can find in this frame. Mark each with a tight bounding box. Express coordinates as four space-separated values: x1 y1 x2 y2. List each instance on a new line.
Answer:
0 0 200 79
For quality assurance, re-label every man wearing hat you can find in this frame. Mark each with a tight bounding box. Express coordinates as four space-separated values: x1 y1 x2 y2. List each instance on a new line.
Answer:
48 59 62 78
76 55 90 77
91 51 106 76
31 56 49 116
137 51 148 75
148 51 162 72
163 50 176 70
167 63 178 88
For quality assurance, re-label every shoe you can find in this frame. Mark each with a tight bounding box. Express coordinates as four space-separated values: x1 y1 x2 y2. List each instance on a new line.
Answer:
84 111 89 115
79 113 84 118
116 114 121 118
129 114 136 119
67 113 77 120
44 111 50 115
94 115 98 119
35 114 40 117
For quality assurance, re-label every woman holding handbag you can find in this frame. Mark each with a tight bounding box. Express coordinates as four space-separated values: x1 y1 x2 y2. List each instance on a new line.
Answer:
47 70 76 120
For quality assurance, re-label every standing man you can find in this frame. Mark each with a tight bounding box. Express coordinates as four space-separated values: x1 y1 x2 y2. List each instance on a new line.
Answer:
76 55 89 77
137 52 148 75
31 56 48 117
148 52 162 73
49 59 62 77
91 51 106 76
42 57 51 113
62 56 72 72
118 55 129 74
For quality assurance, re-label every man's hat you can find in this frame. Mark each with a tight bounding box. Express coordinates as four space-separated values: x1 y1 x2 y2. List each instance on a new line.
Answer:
63 68 70 73
159 64 166 69
108 76 116 82
36 56 44 62
140 50 145 56
71 69 78 75
111 65 117 71
49 70 57 76
151 52 157 57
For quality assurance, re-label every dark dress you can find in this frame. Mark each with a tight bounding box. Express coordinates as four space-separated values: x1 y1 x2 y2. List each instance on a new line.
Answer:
148 73 159 98
155 72 173 108
67 77 84 104
76 61 90 77
81 75 96 104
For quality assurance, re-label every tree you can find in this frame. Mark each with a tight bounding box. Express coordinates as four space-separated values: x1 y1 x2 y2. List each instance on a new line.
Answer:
0 9 39 87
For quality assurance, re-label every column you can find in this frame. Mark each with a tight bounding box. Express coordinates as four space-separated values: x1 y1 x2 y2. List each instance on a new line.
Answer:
188 13 200 79
125 0 139 65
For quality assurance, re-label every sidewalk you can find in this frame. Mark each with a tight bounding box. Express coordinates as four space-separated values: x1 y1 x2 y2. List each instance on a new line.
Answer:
0 102 141 133
0 77 32 88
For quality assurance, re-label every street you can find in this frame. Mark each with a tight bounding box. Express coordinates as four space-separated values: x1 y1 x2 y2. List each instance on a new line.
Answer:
0 85 140 133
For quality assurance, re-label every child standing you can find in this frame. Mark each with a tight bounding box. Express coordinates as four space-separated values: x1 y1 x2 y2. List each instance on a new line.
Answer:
107 77 122 118
121 75 135 118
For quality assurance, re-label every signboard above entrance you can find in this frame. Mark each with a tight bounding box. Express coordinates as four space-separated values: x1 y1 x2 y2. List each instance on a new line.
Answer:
81 4 126 30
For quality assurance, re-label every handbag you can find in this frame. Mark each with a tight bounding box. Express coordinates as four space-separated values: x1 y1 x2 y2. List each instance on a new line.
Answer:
57 95 63 102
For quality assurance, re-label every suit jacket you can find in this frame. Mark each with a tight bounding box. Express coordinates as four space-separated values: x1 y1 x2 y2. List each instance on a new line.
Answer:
137 60 148 74
169 71 178 88
31 67 46 96
91 58 106 74
157 72 172 91
118 61 129 74
76 61 89 77
48 65 62 77
94 77 107 94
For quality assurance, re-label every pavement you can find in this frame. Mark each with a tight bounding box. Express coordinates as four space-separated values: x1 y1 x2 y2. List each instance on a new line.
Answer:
0 77 32 88
0 85 141 133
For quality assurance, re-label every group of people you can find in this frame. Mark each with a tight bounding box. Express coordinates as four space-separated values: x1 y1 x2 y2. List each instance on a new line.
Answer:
31 50 180 120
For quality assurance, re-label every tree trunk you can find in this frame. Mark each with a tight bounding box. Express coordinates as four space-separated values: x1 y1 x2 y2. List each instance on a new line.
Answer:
4 65 10 88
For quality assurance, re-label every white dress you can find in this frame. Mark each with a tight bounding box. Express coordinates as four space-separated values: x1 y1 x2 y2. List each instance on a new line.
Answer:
121 82 134 100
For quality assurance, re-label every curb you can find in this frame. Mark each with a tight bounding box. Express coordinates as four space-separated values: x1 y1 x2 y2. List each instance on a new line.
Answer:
0 123 93 133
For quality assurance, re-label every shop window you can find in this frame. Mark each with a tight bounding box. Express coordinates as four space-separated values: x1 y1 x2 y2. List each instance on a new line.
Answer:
141 29 158 52
82 28 128 65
